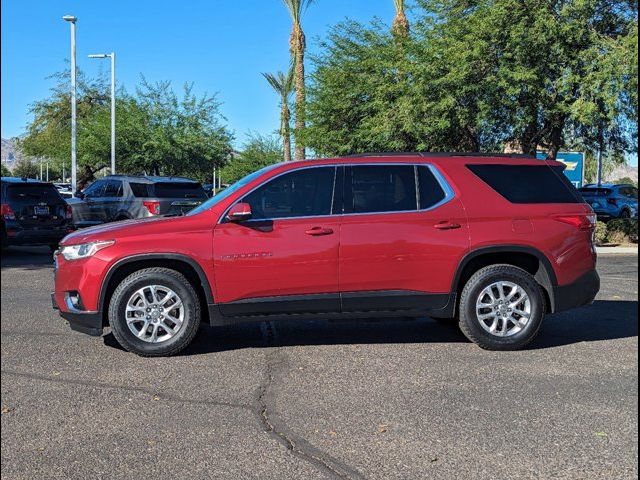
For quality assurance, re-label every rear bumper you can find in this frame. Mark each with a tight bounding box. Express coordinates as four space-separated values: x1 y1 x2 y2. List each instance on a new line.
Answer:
552 270 600 313
5 227 69 246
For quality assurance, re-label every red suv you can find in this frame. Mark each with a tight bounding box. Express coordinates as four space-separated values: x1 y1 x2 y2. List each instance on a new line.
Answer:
52 154 600 356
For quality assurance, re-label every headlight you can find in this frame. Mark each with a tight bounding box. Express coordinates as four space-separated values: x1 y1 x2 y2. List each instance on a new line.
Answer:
60 240 115 261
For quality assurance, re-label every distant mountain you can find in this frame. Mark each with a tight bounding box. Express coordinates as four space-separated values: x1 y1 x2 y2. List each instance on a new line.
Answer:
1 137 23 169
606 163 639 184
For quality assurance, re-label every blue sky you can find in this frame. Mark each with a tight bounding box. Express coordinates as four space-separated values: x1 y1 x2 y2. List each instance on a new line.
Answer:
1 0 393 147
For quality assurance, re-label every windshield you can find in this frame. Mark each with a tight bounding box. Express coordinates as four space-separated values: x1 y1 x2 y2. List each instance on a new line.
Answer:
187 164 281 216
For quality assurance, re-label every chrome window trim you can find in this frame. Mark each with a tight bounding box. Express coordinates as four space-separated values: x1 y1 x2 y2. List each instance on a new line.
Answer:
218 162 456 224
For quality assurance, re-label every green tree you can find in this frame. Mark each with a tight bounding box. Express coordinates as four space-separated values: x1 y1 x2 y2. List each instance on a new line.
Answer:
305 1 638 159
282 0 315 160
134 77 234 181
19 70 233 184
221 133 282 184
20 70 112 184
1 163 11 176
11 158 39 179
262 67 295 162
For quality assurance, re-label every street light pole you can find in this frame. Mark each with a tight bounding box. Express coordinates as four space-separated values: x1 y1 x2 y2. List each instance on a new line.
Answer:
62 15 78 195
89 52 116 174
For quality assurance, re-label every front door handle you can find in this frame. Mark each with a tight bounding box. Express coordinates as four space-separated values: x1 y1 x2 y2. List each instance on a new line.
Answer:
305 227 334 236
434 221 462 231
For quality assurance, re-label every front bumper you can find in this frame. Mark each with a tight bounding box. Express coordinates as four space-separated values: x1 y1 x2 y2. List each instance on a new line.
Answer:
51 292 103 336
552 270 600 313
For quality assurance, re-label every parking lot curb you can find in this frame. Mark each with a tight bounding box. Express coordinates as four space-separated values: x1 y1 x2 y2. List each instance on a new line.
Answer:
596 246 639 255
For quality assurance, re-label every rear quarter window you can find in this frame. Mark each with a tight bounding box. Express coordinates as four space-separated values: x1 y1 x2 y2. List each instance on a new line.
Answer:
468 164 581 204
152 182 207 199
129 182 151 197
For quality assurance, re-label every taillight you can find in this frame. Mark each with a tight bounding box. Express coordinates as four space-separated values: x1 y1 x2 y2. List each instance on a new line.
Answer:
142 200 161 215
65 204 73 220
1 203 16 220
553 214 596 231
607 198 618 206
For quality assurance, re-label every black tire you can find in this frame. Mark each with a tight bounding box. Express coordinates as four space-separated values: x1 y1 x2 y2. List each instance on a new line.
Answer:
620 209 631 219
458 265 545 351
108 267 201 357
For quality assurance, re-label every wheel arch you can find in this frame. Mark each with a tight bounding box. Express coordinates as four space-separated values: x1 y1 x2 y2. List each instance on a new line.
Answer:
99 254 214 326
452 246 557 314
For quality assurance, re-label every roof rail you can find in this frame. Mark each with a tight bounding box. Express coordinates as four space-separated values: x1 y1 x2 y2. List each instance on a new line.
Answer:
346 152 536 159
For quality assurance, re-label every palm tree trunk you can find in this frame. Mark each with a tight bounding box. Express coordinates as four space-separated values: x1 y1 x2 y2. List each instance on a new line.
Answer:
282 103 292 162
291 26 306 160
392 3 409 37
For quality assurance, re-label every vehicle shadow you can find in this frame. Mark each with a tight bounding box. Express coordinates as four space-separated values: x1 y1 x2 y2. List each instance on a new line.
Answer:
0 246 54 270
102 300 638 355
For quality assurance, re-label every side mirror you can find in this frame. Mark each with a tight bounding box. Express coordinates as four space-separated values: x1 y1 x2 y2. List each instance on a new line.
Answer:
226 202 252 222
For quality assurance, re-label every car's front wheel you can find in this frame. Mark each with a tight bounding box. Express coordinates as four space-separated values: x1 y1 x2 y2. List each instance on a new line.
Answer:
108 268 201 356
458 265 545 350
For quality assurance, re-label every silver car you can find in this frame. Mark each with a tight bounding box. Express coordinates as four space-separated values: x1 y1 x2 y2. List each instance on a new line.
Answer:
68 175 208 227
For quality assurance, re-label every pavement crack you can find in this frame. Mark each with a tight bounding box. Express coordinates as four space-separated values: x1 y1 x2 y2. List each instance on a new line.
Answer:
1 369 253 412
255 321 367 480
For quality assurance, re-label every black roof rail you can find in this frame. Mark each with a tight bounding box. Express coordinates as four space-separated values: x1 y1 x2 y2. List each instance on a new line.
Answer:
346 151 536 159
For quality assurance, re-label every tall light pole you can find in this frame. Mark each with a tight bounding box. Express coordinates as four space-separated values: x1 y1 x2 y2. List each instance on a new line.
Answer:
89 52 116 174
62 15 78 195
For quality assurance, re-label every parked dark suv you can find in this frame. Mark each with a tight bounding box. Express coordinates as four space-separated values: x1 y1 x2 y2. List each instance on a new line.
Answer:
68 175 208 226
53 153 600 356
1 177 73 251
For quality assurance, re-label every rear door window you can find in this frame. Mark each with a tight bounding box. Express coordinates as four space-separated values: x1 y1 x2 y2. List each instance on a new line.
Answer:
241 167 336 220
345 165 417 214
152 182 207 199
468 164 581 204
102 180 123 197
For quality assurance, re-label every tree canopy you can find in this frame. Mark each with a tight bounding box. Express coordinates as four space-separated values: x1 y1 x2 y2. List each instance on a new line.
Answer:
305 0 638 160
19 70 233 184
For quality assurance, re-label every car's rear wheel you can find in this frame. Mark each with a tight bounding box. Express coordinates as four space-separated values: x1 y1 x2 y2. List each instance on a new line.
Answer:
458 265 545 350
620 209 631 219
108 267 201 356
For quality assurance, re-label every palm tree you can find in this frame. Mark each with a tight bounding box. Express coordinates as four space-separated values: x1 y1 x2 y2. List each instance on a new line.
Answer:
262 68 295 162
392 0 409 37
282 0 314 160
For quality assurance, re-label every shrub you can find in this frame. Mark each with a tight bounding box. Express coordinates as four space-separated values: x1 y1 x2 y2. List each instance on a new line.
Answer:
594 221 609 245
607 218 638 244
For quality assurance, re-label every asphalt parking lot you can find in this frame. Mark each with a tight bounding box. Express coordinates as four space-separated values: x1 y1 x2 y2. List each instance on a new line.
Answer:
1 247 638 480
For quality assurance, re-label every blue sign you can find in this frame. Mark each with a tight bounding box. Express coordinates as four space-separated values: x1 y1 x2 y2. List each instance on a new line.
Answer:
537 152 585 188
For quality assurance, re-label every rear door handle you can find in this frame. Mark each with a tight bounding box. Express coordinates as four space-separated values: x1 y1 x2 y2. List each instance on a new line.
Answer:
434 221 462 231
305 227 334 236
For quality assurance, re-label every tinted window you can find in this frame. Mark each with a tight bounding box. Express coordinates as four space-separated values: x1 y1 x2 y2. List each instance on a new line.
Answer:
130 182 151 197
418 166 446 209
242 167 335 220
620 187 638 199
83 181 105 198
152 182 207 199
6 184 62 202
346 165 417 214
103 180 123 197
579 187 612 196
468 164 581 204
